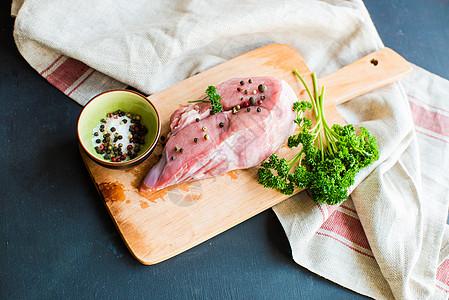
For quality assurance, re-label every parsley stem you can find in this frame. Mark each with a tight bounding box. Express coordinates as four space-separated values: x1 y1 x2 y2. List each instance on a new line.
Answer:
293 69 314 104
188 97 208 103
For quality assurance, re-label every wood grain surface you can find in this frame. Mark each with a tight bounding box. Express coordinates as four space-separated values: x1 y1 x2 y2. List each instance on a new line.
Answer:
81 44 411 264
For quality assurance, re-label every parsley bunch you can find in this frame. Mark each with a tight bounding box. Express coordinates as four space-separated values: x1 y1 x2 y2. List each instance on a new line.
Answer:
257 70 379 205
188 86 223 114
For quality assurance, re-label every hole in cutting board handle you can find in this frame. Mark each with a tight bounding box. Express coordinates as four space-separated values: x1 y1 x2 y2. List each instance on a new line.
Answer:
370 58 379 66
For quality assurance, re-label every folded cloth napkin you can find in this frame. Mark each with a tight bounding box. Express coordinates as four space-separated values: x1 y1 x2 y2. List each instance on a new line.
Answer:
12 0 449 298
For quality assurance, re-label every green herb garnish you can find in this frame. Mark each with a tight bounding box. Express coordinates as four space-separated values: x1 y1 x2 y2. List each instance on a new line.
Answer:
188 86 223 114
257 70 379 205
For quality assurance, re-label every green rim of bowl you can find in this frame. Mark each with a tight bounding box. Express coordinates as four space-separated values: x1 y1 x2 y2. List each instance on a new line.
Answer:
77 89 160 169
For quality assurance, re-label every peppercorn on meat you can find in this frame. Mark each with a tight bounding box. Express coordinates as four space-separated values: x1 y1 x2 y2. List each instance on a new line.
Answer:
140 77 297 192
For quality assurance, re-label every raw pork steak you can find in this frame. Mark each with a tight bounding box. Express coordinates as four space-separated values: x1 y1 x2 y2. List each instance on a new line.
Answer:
140 76 297 192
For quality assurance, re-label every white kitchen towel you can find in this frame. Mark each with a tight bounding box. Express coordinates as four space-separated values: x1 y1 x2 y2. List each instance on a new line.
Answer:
12 0 449 298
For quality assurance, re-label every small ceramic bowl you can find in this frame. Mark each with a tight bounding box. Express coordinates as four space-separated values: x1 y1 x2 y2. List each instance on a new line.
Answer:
77 89 161 169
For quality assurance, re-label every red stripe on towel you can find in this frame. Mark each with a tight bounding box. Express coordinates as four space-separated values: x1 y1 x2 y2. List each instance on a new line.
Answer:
40 55 63 75
324 203 339 216
67 69 95 96
340 204 357 214
316 203 326 222
45 58 90 93
408 101 449 138
436 259 449 288
316 232 374 259
408 94 449 115
415 128 449 144
320 210 371 251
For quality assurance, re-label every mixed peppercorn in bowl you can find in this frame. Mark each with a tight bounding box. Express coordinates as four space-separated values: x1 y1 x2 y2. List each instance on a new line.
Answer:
77 90 161 169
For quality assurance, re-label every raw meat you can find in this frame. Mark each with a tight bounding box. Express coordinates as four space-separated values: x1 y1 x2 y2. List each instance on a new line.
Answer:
140 76 297 192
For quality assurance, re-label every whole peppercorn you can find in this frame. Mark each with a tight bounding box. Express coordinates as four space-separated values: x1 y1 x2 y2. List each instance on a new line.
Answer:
219 122 224 128
249 97 256 106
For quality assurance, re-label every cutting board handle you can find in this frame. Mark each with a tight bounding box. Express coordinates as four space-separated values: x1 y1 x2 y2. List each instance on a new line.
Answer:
319 47 412 106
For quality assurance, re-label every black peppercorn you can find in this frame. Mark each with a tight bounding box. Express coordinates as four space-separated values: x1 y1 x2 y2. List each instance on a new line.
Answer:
249 97 256 106
219 122 224 128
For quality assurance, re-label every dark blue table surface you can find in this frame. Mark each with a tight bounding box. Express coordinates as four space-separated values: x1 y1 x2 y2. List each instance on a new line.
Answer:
1 1 448 299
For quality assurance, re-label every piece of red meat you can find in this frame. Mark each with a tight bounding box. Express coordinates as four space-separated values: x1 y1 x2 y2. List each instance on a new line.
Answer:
140 76 297 192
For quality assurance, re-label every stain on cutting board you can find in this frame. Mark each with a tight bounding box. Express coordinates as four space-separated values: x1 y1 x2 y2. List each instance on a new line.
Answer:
98 182 126 203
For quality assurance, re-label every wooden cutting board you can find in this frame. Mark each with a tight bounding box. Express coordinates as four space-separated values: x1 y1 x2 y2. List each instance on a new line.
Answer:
81 44 411 264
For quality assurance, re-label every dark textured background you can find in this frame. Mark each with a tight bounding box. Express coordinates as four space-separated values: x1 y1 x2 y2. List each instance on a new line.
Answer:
1 1 448 299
